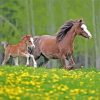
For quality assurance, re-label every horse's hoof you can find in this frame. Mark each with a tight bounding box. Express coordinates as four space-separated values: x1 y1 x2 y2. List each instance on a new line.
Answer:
34 64 37 68
34 66 37 68
70 64 84 70
80 66 84 68
65 66 74 70
25 65 30 67
68 66 74 70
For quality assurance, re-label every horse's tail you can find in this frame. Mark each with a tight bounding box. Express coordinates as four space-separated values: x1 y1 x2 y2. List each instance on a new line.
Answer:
1 41 8 49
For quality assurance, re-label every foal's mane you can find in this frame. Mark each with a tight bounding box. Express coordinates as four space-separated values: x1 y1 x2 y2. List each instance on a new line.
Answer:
56 20 74 42
20 35 31 42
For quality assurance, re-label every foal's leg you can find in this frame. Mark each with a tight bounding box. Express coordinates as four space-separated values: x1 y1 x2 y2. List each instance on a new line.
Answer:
21 53 30 66
22 53 37 67
2 53 10 65
26 55 30 66
13 57 19 66
30 54 37 68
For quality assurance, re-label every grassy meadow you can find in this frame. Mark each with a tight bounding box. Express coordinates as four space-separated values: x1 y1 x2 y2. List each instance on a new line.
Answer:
0 66 100 100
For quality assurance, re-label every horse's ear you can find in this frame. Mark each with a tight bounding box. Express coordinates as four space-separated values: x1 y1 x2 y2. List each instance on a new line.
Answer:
79 19 83 23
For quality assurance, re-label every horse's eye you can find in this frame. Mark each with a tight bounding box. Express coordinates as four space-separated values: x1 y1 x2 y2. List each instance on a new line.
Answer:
29 41 31 42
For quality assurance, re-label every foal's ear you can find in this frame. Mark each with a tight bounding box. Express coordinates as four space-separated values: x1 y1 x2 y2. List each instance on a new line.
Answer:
25 34 31 38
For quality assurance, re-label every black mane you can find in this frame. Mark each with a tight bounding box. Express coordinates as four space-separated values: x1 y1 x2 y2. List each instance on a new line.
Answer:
56 20 74 42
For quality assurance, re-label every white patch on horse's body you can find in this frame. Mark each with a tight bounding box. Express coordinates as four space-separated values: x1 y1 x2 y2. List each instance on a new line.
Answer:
81 24 92 38
30 37 35 48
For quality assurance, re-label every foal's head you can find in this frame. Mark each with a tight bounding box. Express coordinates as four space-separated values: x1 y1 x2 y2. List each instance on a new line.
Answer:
73 19 92 39
22 35 35 48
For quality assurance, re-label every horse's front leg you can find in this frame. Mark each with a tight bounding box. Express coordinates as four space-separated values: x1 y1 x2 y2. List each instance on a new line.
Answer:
29 54 37 68
21 53 30 66
69 55 75 65
68 55 83 69
60 55 73 70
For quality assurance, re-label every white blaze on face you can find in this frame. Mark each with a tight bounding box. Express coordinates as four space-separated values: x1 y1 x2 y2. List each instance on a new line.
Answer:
30 37 35 48
81 24 92 39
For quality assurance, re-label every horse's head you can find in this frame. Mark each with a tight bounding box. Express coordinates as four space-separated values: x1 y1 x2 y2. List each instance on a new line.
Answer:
74 19 92 39
22 35 35 48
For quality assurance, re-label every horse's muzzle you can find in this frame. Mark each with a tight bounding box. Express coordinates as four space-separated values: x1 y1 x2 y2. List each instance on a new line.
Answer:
88 35 92 39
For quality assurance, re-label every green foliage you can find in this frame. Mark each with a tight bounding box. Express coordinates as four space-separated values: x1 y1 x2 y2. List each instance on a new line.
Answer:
0 0 94 44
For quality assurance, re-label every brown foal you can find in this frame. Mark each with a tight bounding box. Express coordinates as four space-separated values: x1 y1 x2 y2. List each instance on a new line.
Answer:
2 35 37 67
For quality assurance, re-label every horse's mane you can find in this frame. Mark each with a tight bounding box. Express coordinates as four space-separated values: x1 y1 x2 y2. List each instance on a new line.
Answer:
56 20 74 42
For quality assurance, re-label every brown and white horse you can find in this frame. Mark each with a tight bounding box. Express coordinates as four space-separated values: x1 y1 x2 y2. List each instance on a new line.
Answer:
31 19 92 70
2 35 37 67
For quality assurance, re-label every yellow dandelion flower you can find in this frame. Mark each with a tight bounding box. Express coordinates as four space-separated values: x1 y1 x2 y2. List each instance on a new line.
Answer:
89 90 95 94
44 96 50 100
57 84 69 91
0 71 3 76
70 89 80 95
53 73 60 79
0 87 4 94
80 81 84 86
42 72 48 78
52 78 59 82
16 97 20 100
21 72 29 77
88 96 94 100
90 79 92 81
44 93 49 96
80 89 87 94
30 81 35 85
49 90 53 94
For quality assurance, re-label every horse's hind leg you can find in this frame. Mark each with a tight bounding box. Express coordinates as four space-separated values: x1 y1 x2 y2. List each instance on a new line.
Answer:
2 53 10 65
68 55 75 65
40 56 49 68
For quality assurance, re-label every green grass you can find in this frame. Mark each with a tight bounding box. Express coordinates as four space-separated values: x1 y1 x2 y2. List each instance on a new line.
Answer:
0 66 100 100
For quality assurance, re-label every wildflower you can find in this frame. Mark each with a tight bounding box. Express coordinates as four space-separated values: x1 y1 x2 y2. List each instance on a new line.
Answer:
88 96 94 100
0 71 3 76
89 90 95 94
70 89 80 95
57 84 69 91
80 81 84 86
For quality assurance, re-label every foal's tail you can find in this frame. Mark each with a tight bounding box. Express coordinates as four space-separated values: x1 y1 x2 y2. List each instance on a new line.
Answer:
1 41 8 49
